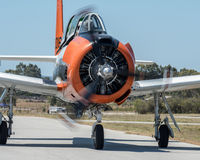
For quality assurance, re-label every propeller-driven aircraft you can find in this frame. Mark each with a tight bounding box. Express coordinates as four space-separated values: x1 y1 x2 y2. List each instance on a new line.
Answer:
0 0 200 149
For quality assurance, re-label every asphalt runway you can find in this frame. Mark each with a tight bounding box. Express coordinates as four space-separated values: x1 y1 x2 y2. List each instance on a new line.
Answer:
0 117 199 160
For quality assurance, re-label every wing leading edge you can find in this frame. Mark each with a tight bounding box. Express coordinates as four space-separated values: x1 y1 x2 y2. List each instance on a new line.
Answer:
0 72 58 96
0 56 154 65
135 60 155 65
0 56 57 63
131 75 200 96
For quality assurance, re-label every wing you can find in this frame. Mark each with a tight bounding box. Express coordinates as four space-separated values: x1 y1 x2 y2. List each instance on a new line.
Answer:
0 72 58 96
131 75 200 96
0 55 57 63
135 60 155 65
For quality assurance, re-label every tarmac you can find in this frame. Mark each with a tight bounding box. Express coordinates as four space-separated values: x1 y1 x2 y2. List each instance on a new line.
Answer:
0 116 199 160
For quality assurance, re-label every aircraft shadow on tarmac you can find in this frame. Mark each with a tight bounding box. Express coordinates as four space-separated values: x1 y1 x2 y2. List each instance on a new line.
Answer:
6 137 200 152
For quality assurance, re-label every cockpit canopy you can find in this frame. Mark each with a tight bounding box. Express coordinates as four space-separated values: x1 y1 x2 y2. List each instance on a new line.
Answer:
65 12 106 43
79 14 105 33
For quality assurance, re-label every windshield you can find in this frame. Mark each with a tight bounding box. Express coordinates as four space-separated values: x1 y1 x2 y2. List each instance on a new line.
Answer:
61 12 106 48
66 15 81 40
79 13 106 33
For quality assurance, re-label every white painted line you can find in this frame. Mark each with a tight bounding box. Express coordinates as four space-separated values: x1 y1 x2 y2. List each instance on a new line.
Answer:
78 120 200 126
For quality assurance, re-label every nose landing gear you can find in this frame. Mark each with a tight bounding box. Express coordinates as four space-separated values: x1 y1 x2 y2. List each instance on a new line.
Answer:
93 124 104 149
88 106 105 149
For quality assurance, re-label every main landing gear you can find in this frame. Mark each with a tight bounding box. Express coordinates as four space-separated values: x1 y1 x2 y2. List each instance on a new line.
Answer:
0 121 8 144
87 105 104 149
153 93 180 148
0 88 14 145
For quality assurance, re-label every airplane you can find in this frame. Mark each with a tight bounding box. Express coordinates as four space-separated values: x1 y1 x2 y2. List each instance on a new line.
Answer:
0 0 200 150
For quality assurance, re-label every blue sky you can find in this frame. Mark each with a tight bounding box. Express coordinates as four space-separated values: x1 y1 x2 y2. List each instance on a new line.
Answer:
0 0 199 76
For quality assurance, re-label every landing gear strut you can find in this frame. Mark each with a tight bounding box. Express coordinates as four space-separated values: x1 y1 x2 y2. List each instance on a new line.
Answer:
8 88 14 137
89 106 104 149
153 93 180 148
0 88 14 144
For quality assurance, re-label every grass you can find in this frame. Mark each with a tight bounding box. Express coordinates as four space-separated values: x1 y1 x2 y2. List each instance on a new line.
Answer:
80 113 200 146
81 113 200 123
79 121 200 146
13 112 58 119
0 98 53 118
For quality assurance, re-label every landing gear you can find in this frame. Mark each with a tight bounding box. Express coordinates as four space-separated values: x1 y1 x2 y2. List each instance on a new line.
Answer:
0 88 15 145
8 88 14 137
89 106 104 150
153 93 180 148
158 125 169 148
0 121 8 144
93 124 104 149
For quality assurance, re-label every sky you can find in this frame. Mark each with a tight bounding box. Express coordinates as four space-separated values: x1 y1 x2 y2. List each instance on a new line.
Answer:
0 0 199 77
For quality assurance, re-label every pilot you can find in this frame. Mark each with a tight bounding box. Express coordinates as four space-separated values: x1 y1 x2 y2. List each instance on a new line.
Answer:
76 21 83 36
90 21 95 31
76 18 92 35
81 19 89 32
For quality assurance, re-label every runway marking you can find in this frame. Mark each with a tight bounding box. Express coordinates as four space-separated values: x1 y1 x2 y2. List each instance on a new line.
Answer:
101 113 200 119
78 120 200 126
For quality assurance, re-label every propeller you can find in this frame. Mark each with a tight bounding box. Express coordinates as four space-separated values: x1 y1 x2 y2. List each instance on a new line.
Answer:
57 112 77 129
114 69 137 78
161 67 174 92
75 5 97 16
92 40 104 65
82 76 101 100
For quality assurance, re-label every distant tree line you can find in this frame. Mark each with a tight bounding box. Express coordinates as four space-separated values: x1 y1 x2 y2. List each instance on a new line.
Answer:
1 63 200 114
5 62 41 78
0 63 42 105
130 64 200 114
4 63 71 108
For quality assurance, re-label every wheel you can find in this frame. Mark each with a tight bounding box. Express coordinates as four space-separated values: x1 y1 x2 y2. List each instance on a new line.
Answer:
93 124 104 149
158 125 169 148
0 121 8 145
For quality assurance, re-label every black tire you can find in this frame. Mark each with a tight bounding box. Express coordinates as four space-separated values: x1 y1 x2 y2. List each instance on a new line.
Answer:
93 124 104 149
158 125 169 148
0 121 8 145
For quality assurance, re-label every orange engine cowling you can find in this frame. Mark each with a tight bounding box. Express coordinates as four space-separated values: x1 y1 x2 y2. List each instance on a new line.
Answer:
63 36 135 105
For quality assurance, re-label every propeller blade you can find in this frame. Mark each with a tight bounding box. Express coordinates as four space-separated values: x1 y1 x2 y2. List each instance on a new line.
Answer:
57 113 77 129
83 77 101 100
114 69 138 77
75 5 97 16
113 69 150 81
92 41 104 65
72 77 101 118
161 68 174 92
